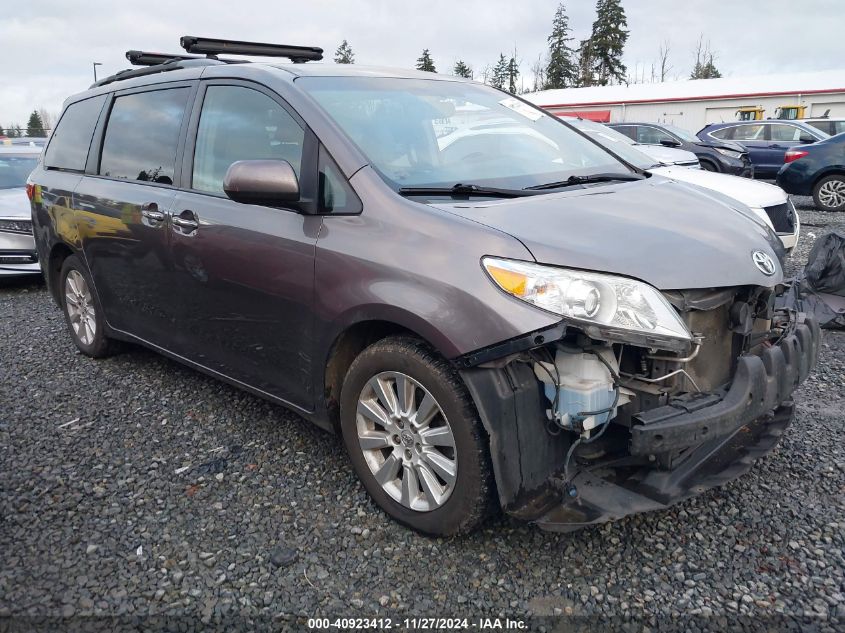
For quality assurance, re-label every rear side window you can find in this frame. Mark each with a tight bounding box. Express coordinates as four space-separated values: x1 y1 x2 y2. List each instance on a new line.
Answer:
99 88 190 185
192 85 305 194
636 126 675 145
612 126 637 141
807 121 832 135
729 124 766 141
43 95 106 171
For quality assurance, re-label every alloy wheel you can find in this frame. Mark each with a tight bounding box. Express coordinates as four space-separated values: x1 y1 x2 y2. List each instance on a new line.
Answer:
356 371 457 512
818 178 845 210
65 270 96 346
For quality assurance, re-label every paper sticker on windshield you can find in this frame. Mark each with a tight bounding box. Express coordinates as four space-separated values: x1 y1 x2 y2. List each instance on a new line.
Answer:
499 97 543 121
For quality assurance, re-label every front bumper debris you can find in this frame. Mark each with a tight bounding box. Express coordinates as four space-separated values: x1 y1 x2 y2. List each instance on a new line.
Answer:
461 313 820 532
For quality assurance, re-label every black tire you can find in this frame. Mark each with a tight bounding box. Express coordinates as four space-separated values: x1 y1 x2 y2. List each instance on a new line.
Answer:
700 159 719 172
339 336 496 536
59 254 118 358
812 174 845 212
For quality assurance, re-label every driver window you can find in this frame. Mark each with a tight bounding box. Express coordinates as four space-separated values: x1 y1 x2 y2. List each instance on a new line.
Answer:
193 85 305 194
636 126 674 144
770 124 802 142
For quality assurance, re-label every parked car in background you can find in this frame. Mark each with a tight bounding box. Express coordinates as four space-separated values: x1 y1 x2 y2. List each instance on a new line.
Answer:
608 122 752 176
802 117 845 137
2 137 47 147
29 38 819 535
698 120 828 178
777 132 845 211
0 146 41 276
568 118 799 251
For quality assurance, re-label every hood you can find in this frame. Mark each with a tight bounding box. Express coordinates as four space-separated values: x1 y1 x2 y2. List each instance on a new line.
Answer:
649 166 787 209
634 143 698 165
0 187 29 219
432 176 784 290
695 138 746 153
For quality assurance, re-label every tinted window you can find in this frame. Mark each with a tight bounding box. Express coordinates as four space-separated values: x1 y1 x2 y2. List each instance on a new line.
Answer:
99 88 190 184
611 125 637 140
708 127 733 140
770 124 803 142
730 124 766 141
43 95 106 171
636 126 675 144
318 146 361 213
193 85 305 194
807 120 832 135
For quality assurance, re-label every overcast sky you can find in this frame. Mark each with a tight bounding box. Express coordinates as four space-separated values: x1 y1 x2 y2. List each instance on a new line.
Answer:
2 0 842 128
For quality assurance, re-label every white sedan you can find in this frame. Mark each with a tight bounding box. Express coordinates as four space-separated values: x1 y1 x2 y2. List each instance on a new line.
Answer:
0 146 42 276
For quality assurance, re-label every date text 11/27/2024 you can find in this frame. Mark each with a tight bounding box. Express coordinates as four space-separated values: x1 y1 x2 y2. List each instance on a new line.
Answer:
307 617 527 630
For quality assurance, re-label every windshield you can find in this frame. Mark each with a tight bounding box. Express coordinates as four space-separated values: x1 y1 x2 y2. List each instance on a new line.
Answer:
565 119 659 170
298 77 630 190
0 154 38 189
659 124 699 143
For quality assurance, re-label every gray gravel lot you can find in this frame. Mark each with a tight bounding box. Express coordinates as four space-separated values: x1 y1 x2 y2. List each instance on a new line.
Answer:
1 195 844 630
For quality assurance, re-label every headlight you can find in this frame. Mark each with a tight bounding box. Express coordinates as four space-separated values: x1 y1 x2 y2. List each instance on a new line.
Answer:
0 218 32 234
483 258 692 344
715 148 742 160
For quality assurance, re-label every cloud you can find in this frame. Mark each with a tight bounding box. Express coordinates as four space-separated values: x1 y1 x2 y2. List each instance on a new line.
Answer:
1 0 842 126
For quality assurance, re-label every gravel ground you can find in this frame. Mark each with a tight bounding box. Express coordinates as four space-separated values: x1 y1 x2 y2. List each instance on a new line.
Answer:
1 196 843 630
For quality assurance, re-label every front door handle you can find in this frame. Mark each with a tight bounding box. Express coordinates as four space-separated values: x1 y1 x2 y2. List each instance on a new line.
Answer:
140 202 165 222
172 210 199 234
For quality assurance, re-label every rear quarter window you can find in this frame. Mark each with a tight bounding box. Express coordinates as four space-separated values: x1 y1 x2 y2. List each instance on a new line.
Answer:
43 95 107 171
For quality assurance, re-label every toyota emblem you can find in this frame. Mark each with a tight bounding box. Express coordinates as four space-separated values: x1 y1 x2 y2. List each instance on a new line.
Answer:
752 250 776 276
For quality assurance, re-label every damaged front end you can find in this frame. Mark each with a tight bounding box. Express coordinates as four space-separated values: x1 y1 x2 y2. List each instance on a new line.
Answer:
458 284 820 532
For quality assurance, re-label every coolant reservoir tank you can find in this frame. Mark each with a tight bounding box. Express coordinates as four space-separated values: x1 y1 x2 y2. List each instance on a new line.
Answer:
534 346 625 432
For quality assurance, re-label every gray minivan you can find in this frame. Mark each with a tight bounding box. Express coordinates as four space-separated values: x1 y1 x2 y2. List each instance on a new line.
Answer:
29 37 819 535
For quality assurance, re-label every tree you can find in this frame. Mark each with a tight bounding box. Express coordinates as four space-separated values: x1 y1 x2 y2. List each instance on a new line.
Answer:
334 40 355 64
507 56 520 94
690 36 721 79
657 40 672 82
530 54 547 92
415 49 436 73
37 107 55 134
0 125 4 137
587 0 629 86
544 3 578 89
489 54 508 90
576 38 595 87
452 60 473 79
27 110 46 137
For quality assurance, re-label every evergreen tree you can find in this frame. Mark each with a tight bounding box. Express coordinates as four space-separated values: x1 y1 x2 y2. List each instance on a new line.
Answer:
507 56 520 94
452 60 473 79
0 125 4 137
334 40 355 64
690 37 722 79
415 49 436 73
490 54 508 90
587 0 629 86
7 124 21 137
544 3 578 89
576 38 595 87
27 110 46 137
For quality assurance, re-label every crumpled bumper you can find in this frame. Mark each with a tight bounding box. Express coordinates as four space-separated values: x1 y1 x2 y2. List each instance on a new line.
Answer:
534 314 820 532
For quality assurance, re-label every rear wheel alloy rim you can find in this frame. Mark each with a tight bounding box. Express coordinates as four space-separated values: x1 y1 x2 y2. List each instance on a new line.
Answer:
818 179 845 209
356 371 457 512
65 270 96 346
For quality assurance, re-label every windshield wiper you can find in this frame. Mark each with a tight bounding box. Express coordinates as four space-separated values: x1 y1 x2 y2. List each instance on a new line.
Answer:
524 172 645 191
398 183 533 199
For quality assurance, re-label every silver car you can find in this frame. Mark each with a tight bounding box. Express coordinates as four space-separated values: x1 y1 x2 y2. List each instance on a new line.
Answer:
0 145 41 276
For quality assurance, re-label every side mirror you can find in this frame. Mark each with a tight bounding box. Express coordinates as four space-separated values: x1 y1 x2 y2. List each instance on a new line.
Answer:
798 135 816 144
223 160 300 206
660 138 682 148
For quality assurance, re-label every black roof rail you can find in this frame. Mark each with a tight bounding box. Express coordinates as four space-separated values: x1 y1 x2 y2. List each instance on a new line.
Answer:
90 58 222 88
126 50 206 66
180 35 323 63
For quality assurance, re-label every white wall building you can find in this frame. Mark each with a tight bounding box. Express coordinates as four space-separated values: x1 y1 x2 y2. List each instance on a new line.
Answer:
523 70 845 133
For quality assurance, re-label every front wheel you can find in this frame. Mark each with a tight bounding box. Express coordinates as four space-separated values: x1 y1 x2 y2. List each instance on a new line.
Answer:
812 175 845 211
700 159 719 172
339 336 496 536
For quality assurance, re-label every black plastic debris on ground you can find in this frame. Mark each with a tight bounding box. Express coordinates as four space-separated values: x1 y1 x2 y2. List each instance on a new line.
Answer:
780 230 845 329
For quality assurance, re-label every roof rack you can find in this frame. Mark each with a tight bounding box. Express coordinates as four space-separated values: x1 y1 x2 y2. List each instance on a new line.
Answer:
180 35 323 63
90 57 222 88
126 50 206 66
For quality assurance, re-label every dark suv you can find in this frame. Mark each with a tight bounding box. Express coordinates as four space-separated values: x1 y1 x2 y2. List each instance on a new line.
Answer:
29 37 819 536
609 122 752 176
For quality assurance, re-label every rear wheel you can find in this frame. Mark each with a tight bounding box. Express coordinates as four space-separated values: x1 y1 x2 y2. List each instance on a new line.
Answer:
339 336 496 535
812 175 845 211
59 255 118 358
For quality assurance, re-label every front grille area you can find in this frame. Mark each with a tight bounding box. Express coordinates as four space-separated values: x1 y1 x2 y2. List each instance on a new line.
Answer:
763 202 796 233
0 218 33 234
